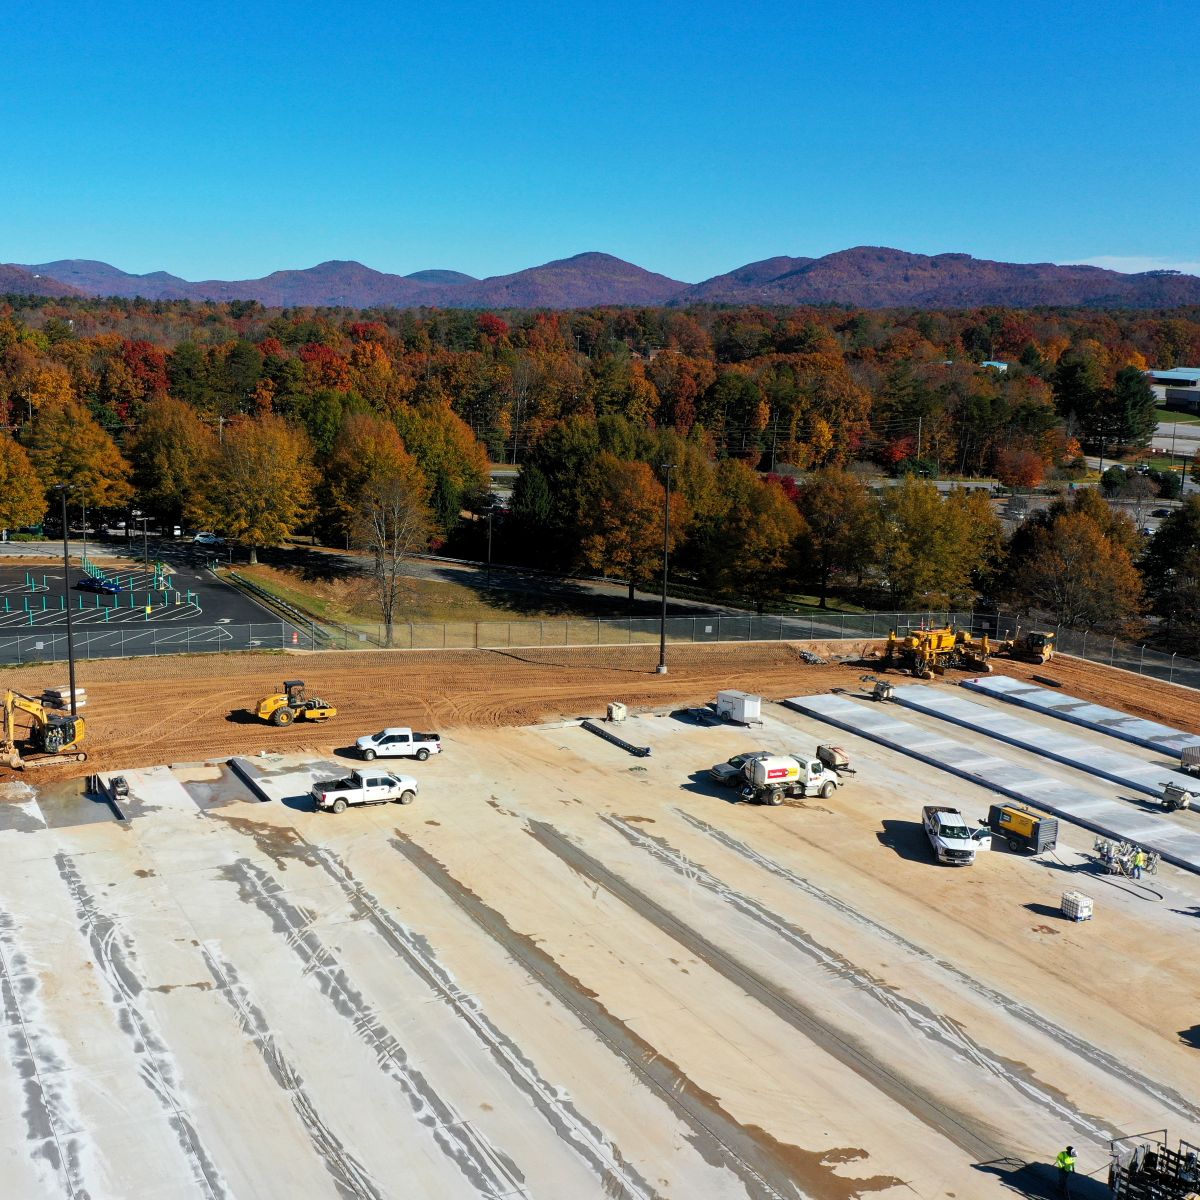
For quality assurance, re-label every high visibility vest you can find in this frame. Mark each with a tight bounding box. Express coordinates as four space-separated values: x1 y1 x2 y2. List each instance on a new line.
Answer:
1056 1151 1077 1172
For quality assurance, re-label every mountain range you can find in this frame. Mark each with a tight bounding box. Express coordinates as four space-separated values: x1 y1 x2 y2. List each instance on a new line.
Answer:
4 247 1200 310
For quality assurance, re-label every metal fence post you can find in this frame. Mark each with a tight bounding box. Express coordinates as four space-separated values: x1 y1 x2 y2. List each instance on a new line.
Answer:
1171 652 1177 683
1110 636 1116 665
1140 644 1145 674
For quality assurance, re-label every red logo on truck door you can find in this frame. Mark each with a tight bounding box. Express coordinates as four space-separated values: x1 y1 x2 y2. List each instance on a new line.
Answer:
767 768 791 779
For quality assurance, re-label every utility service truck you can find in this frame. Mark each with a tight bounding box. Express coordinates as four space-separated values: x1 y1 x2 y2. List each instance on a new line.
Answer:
311 769 418 814
923 805 990 864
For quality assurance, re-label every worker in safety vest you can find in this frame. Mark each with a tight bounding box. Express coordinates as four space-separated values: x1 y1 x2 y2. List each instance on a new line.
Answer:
1132 849 1147 879
1055 1145 1076 1195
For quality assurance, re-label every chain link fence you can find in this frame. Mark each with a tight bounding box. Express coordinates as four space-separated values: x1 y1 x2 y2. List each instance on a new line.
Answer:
2 610 1198 693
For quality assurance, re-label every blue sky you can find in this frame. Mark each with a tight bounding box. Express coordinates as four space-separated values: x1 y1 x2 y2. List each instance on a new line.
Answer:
4 0 1198 282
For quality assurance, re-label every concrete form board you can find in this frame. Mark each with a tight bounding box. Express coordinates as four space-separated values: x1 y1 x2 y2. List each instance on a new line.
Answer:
890 685 1198 797
963 675 1200 758
783 694 1200 875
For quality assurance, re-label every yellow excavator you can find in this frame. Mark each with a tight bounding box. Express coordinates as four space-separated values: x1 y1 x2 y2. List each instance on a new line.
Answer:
883 626 994 679
2 689 88 770
255 680 337 727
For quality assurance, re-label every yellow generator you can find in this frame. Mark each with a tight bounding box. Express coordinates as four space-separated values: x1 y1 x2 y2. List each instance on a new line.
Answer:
987 803 1058 853
255 680 337 727
883 626 993 679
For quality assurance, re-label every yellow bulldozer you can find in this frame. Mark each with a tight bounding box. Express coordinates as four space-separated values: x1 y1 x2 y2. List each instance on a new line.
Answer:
998 629 1056 664
3 689 88 769
255 680 337 727
883 626 994 679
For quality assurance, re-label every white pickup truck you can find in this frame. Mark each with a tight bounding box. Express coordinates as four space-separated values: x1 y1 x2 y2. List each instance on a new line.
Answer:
356 727 442 761
922 805 989 864
311 769 418 814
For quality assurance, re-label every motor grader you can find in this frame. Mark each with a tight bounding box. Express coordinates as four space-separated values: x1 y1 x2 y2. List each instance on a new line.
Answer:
882 626 994 679
255 680 337 727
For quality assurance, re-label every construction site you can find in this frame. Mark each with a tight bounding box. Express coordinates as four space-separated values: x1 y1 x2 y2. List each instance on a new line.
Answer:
1 633 1198 1199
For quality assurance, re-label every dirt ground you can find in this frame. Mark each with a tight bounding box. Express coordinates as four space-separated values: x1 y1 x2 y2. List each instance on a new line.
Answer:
3 639 1198 780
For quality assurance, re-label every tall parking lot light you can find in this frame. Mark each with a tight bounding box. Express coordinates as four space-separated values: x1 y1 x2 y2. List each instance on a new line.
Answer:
656 462 675 676
55 485 78 716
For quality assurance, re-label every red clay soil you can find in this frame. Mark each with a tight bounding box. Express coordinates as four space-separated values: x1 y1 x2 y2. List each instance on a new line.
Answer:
1 641 1194 780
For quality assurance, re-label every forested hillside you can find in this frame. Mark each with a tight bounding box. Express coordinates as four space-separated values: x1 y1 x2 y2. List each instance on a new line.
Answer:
2 295 1199 642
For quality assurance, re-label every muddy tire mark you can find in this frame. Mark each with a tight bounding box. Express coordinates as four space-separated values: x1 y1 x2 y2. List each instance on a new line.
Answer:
677 809 1200 1126
309 847 660 1200
54 853 231 1200
526 820 1007 1165
391 832 906 1200
605 815 1120 1148
214 813 661 1200
0 910 90 1199
200 944 384 1200
220 857 526 1199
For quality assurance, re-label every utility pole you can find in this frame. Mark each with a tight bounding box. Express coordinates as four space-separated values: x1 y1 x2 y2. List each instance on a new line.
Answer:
486 509 493 587
56 486 78 717
656 463 675 676
139 517 150 568
917 415 922 461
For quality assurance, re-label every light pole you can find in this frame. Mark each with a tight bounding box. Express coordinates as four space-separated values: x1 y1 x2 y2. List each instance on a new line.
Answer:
486 509 493 587
138 517 150 568
656 462 675 676
55 486 79 717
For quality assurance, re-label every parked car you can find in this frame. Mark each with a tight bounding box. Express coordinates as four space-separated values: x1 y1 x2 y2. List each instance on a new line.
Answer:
709 750 771 787
1151 508 1172 518
356 727 442 761
77 576 122 594
192 531 225 546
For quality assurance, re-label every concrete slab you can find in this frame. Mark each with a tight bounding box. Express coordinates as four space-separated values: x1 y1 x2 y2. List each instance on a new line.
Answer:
890 684 1199 797
784 693 1200 875
963 674 1200 757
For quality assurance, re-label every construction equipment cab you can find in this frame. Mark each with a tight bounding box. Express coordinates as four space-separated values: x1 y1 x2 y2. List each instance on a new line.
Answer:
3 689 87 769
255 680 337 727
987 803 1058 853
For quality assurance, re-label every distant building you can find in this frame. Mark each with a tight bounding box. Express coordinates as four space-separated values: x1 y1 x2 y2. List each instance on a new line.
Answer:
1145 366 1200 410
981 360 1009 372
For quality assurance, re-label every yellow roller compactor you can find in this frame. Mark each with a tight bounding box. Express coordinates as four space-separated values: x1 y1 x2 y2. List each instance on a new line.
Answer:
255 680 337 727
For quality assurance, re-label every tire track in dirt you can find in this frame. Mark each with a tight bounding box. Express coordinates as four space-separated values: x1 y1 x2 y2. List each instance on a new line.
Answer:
213 814 662 1200
604 815 1120 1147
524 820 1007 1165
676 809 1200 1126
391 831 905 1200
219 856 528 1199
54 853 232 1200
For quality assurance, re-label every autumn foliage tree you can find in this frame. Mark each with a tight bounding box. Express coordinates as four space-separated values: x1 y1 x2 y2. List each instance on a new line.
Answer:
578 454 688 601
129 396 217 531
0 433 46 531
22 397 133 508
206 415 317 563
795 470 875 607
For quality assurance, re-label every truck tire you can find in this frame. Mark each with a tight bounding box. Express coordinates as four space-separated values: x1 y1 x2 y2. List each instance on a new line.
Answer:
767 791 783 806
271 707 294 727
416 748 430 761
819 781 835 799
399 790 415 805
361 749 376 761
332 798 347 814
1007 836 1021 852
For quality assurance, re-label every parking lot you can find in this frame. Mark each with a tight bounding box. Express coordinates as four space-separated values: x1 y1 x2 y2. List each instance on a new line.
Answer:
0 553 296 663
1 685 1196 1198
